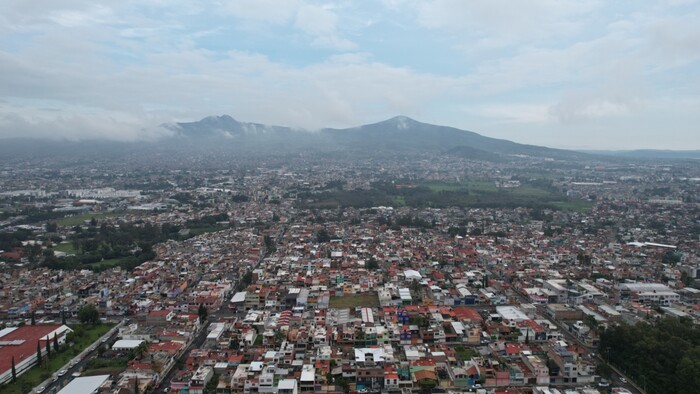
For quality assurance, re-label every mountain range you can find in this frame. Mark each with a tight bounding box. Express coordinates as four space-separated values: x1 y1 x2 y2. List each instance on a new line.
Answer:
163 115 586 161
0 115 696 162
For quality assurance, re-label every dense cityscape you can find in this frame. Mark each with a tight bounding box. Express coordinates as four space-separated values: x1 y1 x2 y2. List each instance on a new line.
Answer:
0 150 698 394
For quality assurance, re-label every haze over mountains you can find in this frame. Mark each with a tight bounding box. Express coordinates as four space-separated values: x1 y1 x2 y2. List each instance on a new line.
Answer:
1 115 698 161
162 115 586 161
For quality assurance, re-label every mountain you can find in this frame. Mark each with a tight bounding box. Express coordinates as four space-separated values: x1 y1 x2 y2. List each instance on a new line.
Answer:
166 115 299 138
164 115 589 160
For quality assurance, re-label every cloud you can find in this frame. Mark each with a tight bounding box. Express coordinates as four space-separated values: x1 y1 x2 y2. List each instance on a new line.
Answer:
0 105 172 141
0 0 698 148
222 0 302 24
416 0 601 48
549 94 644 124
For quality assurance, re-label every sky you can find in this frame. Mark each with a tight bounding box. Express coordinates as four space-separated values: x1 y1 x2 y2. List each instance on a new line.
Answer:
0 0 699 149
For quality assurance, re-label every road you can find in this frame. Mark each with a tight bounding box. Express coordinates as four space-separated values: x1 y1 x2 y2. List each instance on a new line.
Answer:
35 325 121 394
152 225 286 393
489 270 641 393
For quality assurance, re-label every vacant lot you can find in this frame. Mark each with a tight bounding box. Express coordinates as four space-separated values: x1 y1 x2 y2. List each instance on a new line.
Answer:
330 293 380 308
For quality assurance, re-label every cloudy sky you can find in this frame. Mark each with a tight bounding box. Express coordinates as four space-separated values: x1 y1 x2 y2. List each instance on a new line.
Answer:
1 0 699 149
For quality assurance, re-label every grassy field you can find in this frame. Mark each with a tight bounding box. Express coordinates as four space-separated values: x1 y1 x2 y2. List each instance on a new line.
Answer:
86 257 131 270
54 242 77 254
1 323 114 394
57 212 124 226
330 293 380 308
551 200 594 212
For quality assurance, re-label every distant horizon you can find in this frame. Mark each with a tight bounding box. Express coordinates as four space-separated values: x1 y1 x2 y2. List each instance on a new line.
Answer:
1 113 700 153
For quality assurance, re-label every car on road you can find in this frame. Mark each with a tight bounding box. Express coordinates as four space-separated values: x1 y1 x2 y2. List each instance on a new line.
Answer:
36 387 46 393
51 375 58 383
620 377 628 384
58 369 67 376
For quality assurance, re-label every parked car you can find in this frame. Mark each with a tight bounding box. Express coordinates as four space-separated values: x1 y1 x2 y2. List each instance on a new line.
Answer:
58 369 67 376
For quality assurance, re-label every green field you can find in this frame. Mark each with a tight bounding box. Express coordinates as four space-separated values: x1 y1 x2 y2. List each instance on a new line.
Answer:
421 180 497 193
330 293 380 308
1 323 114 394
298 178 590 211
86 257 132 270
551 200 594 212
54 242 77 254
57 212 125 226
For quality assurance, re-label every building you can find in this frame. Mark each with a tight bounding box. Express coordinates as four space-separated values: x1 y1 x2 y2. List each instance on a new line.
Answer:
56 374 111 394
0 324 72 385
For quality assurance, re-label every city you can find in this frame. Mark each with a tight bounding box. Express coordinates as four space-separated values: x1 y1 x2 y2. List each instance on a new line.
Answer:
0 150 698 394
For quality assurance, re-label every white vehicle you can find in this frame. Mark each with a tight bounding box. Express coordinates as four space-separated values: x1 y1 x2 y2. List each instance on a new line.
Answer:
36 387 46 393
58 369 67 376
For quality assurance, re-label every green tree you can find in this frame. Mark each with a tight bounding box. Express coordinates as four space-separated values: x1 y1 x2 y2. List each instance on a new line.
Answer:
316 228 331 243
11 356 16 382
241 270 253 287
198 303 208 324
78 303 100 325
31 311 36 325
205 373 219 393
36 341 42 365
366 257 379 270
46 337 50 358
53 333 59 352
264 235 276 253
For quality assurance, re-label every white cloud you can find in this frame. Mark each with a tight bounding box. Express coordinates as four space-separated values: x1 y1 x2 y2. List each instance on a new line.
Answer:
0 0 698 148
294 4 337 35
416 0 601 48
222 0 302 24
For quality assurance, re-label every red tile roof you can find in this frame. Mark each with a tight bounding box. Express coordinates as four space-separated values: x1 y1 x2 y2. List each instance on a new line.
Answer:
0 325 63 377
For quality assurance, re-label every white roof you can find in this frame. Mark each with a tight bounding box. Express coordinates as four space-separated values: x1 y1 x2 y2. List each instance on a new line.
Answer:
301 364 315 382
403 270 422 280
278 379 297 389
230 291 247 303
496 306 530 322
57 375 110 394
361 308 374 324
112 339 145 349
354 347 385 363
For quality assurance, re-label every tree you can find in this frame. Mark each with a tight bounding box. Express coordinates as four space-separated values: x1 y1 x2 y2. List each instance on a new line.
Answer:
366 257 379 270
61 310 67 325
316 228 331 243
11 356 16 382
78 303 100 325
129 341 148 360
198 303 208 324
264 235 276 253
241 270 253 287
53 333 59 352
46 337 51 358
46 222 58 233
31 311 36 325
36 341 42 365
205 373 219 393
